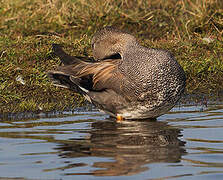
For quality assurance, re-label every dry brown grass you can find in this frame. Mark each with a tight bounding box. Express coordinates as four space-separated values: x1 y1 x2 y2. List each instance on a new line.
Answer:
1 0 223 113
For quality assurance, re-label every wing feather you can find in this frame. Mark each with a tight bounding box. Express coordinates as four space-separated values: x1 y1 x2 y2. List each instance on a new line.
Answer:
52 59 122 91
76 60 120 89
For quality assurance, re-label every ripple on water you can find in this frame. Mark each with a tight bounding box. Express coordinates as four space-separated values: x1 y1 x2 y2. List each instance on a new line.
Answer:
0 96 223 179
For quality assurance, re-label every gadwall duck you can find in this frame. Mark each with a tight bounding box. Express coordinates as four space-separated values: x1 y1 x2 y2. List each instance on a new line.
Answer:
48 27 186 120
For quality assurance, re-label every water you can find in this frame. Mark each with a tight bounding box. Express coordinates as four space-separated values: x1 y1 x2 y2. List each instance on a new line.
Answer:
0 97 223 180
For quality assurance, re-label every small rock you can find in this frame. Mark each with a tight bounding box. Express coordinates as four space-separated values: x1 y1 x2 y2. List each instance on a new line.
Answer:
16 75 26 85
38 106 43 111
202 37 214 44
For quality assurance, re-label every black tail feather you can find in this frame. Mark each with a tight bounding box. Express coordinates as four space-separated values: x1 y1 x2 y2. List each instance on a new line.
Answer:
48 72 87 95
52 44 94 65
52 44 78 65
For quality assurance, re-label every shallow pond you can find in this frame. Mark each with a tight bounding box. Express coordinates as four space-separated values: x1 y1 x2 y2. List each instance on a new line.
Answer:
0 95 223 180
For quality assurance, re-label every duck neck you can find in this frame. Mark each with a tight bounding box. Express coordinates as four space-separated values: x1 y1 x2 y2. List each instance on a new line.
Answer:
122 41 141 59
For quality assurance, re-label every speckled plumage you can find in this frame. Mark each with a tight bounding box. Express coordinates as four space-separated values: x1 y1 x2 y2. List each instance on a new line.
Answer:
48 27 186 119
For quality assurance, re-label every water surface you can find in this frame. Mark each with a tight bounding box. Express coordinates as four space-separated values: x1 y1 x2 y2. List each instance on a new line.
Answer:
0 96 223 180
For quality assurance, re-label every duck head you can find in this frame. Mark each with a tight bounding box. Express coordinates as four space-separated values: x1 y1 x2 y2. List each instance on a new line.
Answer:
91 27 137 61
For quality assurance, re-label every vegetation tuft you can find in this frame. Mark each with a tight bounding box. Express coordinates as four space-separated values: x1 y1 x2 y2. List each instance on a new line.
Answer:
1 0 223 113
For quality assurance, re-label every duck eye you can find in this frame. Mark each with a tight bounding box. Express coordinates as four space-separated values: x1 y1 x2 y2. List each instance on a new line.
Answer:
91 43 95 49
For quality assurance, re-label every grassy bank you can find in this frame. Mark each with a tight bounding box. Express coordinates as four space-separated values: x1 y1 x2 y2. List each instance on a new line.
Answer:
1 0 223 113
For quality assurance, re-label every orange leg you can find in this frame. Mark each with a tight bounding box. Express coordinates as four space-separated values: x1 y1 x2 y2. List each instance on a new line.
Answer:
116 115 124 121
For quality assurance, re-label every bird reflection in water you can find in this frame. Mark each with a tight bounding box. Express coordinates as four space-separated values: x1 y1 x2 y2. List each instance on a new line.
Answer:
56 118 186 176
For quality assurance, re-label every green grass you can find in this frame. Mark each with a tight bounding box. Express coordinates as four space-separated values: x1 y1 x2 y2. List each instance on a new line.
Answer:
1 0 223 113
